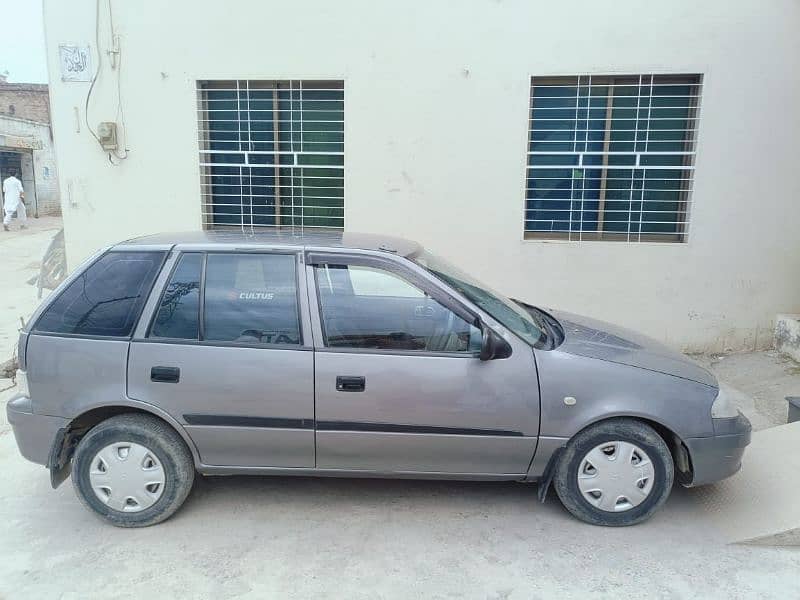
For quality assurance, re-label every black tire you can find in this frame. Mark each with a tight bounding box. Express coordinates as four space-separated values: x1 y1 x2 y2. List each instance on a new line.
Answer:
71 413 195 527
553 418 674 526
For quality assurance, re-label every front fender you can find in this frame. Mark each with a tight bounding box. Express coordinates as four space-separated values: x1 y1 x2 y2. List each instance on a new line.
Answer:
534 349 718 440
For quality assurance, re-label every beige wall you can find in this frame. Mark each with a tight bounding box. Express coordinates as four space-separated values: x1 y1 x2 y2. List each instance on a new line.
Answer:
42 0 800 351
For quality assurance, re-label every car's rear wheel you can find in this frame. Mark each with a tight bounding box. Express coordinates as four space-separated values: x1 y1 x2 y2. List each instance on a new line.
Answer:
71 414 195 527
553 418 674 526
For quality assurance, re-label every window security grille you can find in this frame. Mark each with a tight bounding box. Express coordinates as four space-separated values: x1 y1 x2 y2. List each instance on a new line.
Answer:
198 80 344 231
525 74 702 242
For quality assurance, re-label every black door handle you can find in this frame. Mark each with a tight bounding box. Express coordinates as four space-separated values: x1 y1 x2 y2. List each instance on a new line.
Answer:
151 366 180 383
336 375 365 392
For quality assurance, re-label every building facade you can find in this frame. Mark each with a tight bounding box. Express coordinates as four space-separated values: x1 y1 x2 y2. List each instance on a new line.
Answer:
0 80 60 215
42 0 800 351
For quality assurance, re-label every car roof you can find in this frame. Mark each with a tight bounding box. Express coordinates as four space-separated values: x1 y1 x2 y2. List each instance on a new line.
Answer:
116 229 423 257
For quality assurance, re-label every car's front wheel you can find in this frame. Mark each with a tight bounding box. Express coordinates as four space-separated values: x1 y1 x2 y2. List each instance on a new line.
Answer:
553 418 674 526
71 413 195 527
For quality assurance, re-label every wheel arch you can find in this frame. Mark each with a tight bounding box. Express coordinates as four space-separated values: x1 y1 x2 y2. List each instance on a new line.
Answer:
627 416 693 485
534 413 693 495
578 414 691 481
48 402 201 488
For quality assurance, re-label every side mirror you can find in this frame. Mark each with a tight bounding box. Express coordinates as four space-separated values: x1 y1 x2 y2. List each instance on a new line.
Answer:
479 323 512 361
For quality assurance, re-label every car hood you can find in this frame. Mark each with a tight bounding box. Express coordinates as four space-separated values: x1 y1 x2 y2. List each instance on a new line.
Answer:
549 310 717 388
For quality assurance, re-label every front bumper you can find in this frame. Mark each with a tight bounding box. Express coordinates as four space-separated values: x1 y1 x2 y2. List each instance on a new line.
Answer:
6 394 68 466
683 412 752 487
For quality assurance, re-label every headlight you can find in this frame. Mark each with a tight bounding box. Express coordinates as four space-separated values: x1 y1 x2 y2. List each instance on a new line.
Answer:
711 387 739 419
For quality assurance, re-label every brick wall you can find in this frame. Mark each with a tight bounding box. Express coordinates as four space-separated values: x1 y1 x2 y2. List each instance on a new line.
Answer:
0 84 50 123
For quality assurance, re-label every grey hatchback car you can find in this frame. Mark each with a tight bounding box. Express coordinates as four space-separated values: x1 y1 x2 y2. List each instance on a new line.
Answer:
7 231 751 527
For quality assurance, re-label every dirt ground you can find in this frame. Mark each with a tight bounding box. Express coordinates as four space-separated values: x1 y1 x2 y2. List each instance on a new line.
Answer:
1 221 800 599
0 215 62 371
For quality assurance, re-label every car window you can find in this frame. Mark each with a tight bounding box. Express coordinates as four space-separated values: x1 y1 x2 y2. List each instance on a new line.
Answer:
34 251 165 337
414 249 548 348
150 253 203 340
203 253 301 345
348 266 424 298
315 263 481 352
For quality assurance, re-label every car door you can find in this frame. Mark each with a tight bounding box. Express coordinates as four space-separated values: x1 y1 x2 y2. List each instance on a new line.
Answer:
308 252 539 475
128 250 315 468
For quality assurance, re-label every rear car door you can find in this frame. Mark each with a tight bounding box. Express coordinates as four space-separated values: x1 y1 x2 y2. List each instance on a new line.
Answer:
308 253 539 475
128 250 315 468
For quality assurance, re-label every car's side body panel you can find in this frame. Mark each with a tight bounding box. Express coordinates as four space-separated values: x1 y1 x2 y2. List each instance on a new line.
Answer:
126 248 317 468
534 348 718 441
27 335 131 418
23 334 206 466
305 252 541 475
127 342 315 467
313 350 539 474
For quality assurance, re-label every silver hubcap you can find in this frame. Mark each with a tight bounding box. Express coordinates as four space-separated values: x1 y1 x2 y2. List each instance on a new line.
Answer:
577 441 655 512
89 442 165 512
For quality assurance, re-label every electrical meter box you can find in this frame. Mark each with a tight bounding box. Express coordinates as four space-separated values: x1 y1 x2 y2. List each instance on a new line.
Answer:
97 122 118 151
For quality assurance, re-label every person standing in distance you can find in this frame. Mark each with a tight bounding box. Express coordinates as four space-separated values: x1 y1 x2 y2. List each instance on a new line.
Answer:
2 168 26 231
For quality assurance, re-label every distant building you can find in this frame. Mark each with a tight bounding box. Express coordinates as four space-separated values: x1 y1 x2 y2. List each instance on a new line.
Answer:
0 81 51 122
0 77 60 216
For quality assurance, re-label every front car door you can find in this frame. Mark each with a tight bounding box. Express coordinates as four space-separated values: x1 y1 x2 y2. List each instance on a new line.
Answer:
128 249 315 468
307 252 539 476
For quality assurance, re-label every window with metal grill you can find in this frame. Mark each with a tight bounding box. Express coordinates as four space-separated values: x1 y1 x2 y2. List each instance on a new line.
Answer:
198 80 344 231
525 74 702 242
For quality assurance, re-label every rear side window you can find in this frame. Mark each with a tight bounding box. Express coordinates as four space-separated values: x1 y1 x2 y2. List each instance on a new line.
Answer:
34 251 165 337
150 253 203 339
203 253 301 345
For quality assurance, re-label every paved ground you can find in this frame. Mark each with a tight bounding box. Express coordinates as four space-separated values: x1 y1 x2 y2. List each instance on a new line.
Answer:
1 221 800 598
695 351 800 429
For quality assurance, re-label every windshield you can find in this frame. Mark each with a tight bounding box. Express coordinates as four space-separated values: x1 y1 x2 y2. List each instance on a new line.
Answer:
413 249 548 348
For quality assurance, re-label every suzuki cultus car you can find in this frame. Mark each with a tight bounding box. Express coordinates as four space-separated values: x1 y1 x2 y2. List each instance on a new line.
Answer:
7 232 751 527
